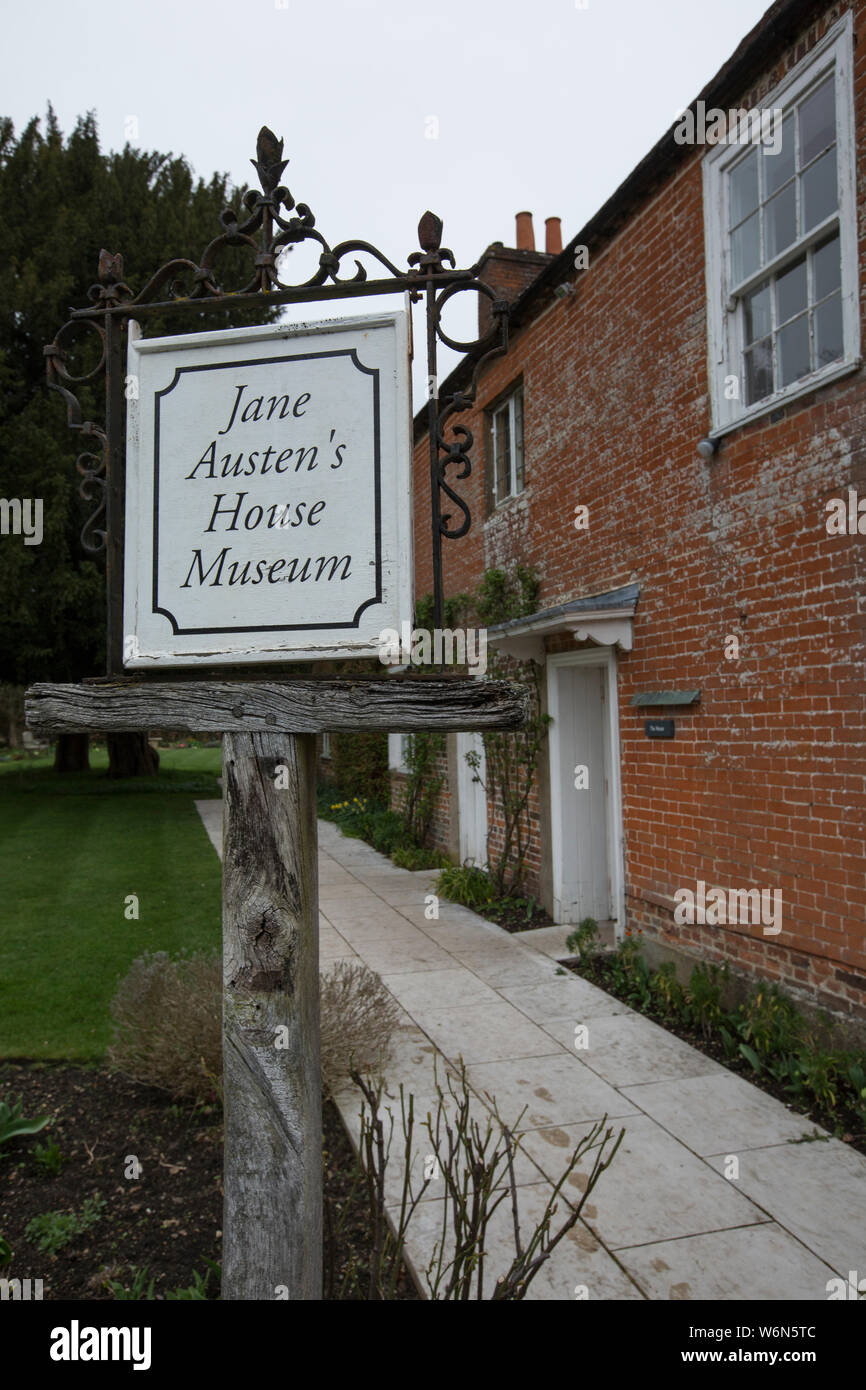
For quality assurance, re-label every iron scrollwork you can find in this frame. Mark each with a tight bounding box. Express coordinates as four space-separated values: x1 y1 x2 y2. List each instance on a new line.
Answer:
44 127 509 659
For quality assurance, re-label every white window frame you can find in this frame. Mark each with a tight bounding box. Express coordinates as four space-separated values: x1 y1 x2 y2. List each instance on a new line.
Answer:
490 387 525 505
703 14 859 435
388 732 410 773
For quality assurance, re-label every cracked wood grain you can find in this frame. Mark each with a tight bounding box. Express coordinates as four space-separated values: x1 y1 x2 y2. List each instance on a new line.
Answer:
221 731 321 1301
24 677 529 735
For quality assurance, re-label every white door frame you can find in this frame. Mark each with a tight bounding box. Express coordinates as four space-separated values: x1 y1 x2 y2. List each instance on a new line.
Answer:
455 730 488 867
547 647 625 936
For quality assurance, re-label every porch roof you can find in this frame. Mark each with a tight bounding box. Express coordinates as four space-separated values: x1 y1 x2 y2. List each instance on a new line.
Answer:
486 583 639 662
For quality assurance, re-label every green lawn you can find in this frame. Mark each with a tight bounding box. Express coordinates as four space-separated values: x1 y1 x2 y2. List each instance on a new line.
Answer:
0 744 223 1060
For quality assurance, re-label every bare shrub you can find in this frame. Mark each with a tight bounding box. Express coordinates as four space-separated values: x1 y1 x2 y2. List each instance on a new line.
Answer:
320 961 401 1096
338 1062 624 1300
107 951 222 1103
107 952 400 1105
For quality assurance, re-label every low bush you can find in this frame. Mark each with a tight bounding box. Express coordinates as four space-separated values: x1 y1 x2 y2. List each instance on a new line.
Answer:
338 1062 624 1300
107 952 401 1105
25 1195 105 1255
570 922 866 1139
434 862 495 912
107 950 222 1104
390 845 450 872
320 961 401 1096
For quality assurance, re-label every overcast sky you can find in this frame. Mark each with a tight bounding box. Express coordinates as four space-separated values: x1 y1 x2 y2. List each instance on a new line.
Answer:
3 0 773 398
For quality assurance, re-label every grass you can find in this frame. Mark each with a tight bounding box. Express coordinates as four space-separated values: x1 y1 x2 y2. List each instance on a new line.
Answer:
0 743 223 1060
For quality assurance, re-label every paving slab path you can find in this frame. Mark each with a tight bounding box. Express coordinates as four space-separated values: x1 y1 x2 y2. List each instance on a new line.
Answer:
195 800 866 1301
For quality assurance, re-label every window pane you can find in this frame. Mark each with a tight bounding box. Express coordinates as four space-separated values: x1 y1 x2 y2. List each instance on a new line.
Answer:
744 282 771 343
814 293 843 367
813 233 841 300
730 148 759 225
745 337 773 404
512 393 524 492
801 146 837 232
778 313 811 386
799 77 836 167
776 256 807 324
765 184 796 259
494 408 510 500
731 211 760 282
763 113 795 196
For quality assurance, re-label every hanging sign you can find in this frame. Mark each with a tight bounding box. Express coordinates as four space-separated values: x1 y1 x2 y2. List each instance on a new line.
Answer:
123 310 413 666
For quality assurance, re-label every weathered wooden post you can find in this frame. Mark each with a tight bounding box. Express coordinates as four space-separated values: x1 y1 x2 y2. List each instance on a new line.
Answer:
31 128 523 1299
221 730 320 1300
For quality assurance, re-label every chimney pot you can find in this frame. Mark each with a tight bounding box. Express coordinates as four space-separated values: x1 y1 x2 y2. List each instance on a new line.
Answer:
545 216 563 256
515 211 535 251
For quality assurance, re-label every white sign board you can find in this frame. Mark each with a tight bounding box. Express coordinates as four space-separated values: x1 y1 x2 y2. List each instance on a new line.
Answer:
123 311 413 666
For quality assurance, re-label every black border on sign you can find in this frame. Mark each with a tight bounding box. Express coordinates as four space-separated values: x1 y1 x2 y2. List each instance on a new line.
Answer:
151 347 382 635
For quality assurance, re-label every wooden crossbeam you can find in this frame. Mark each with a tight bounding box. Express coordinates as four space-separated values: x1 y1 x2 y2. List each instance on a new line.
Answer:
25 677 529 736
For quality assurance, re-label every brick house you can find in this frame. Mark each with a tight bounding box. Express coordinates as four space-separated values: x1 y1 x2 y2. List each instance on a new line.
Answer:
390 0 866 1021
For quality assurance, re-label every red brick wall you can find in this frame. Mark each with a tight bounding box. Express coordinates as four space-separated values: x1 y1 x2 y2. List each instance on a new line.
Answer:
408 0 866 1018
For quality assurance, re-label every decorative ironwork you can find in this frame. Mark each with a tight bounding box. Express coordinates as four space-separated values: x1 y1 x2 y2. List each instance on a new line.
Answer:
45 127 509 666
44 320 109 553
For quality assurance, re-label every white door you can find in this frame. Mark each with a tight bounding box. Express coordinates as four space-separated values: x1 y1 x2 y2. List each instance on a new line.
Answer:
551 663 611 922
456 732 488 867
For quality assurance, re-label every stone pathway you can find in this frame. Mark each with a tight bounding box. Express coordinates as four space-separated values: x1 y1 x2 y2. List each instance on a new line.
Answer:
196 800 866 1301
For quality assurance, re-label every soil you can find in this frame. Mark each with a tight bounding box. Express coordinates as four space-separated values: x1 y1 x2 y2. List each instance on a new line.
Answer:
0 1063 420 1300
564 958 866 1157
476 899 554 934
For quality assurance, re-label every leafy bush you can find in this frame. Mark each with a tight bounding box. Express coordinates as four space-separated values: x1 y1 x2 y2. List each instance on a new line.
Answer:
390 845 450 871
319 786 444 868
737 983 805 1058
400 732 445 847
106 1265 156 1300
472 566 546 896
435 862 495 911
25 1195 105 1254
33 1140 65 1176
165 1266 214 1300
684 962 728 1039
569 932 866 1136
650 961 686 1023
322 794 413 856
565 917 600 966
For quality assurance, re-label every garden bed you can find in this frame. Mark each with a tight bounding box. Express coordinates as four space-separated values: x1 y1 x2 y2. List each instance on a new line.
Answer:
564 928 866 1157
0 1062 419 1300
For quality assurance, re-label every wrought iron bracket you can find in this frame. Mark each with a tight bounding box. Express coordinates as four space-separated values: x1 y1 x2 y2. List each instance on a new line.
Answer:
44 127 508 669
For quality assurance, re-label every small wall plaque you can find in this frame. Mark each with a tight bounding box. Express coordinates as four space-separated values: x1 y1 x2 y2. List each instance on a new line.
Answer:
645 719 675 738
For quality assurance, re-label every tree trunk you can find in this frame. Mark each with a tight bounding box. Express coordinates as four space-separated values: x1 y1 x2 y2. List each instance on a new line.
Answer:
106 732 160 778
53 733 90 773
